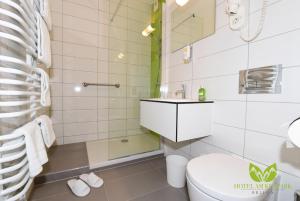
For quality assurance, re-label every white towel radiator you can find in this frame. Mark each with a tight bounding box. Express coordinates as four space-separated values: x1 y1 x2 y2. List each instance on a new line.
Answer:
0 0 47 200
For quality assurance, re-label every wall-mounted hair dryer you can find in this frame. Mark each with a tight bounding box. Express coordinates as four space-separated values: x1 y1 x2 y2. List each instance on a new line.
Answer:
226 0 245 30
226 0 268 42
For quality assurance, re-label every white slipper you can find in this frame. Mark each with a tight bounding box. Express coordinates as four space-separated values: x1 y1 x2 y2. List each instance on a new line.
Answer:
67 179 90 197
79 172 104 188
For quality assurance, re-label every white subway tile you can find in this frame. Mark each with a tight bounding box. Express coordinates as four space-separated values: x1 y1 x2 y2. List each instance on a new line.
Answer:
246 102 300 137
213 100 246 128
63 15 98 34
244 130 300 178
63 2 98 22
249 0 300 41
64 122 97 136
203 124 245 155
63 56 97 72
190 140 229 158
193 45 248 79
192 75 246 101
63 97 97 110
249 30 300 68
63 110 97 123
63 70 97 84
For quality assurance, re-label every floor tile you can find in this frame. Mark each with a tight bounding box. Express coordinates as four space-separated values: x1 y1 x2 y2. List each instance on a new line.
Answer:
130 186 189 201
104 169 169 201
96 161 153 181
149 157 166 170
42 143 89 174
31 187 107 201
30 179 70 200
30 157 188 201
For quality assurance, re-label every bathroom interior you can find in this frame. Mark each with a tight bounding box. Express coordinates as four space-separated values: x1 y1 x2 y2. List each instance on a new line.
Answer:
1 0 300 200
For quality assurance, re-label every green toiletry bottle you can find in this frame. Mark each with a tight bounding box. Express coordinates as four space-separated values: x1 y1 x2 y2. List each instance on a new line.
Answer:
198 87 206 102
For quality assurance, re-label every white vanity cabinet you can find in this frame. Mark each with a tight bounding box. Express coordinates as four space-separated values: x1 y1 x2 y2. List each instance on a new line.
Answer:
140 99 213 142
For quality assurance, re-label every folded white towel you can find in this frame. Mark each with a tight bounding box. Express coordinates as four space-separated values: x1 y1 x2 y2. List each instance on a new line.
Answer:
37 13 51 68
40 0 52 30
36 115 56 148
34 67 51 107
14 121 48 177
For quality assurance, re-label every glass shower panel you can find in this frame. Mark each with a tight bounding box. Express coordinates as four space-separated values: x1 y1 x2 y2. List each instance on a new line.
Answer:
107 0 160 160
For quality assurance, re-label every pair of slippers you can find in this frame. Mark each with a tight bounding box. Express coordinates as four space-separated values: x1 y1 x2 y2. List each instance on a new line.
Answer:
67 172 104 197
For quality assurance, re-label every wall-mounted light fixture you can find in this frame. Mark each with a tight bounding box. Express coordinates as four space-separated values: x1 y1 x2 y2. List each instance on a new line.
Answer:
142 25 155 37
176 0 189 7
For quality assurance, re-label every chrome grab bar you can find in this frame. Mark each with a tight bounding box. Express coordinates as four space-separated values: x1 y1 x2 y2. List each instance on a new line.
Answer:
82 82 120 88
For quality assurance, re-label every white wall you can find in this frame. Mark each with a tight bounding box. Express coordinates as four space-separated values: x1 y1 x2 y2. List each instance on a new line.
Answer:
163 0 300 200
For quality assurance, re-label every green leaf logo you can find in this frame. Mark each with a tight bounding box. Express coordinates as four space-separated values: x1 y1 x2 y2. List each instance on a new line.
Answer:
263 163 277 182
249 163 277 182
249 163 264 182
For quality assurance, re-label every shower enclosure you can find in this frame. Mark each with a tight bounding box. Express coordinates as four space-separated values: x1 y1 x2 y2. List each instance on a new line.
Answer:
86 0 161 166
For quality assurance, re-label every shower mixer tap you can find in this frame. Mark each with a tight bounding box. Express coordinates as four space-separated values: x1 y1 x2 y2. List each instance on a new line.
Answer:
175 84 186 99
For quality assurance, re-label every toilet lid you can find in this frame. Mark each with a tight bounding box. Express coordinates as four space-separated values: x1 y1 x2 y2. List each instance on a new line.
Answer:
186 153 273 201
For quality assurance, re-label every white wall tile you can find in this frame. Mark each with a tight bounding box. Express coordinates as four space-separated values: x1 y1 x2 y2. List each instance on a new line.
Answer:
167 63 193 82
192 75 246 101
51 97 63 110
213 100 246 128
203 124 245 155
249 0 300 41
63 2 98 22
64 0 98 9
215 1 228 29
64 134 98 144
193 25 246 58
193 45 248 79
64 122 97 136
63 56 97 72
63 70 97 84
63 43 98 59
63 97 97 110
244 130 300 178
63 110 97 123
246 102 300 137
63 29 98 46
190 140 229 158
249 30 300 68
63 15 98 34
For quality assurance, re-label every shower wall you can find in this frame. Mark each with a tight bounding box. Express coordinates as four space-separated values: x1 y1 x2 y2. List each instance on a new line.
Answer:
49 0 153 144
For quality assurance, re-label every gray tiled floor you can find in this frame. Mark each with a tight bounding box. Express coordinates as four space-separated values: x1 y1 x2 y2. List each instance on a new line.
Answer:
30 157 189 201
35 143 89 184
42 143 89 174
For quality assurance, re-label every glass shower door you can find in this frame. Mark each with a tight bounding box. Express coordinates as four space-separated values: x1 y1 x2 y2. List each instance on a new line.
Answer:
107 0 160 160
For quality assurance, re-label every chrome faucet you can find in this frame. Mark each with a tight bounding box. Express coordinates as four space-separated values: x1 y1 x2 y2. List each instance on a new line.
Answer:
175 84 186 99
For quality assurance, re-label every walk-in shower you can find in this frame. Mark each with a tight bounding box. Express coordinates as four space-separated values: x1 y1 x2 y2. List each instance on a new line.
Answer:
85 0 162 168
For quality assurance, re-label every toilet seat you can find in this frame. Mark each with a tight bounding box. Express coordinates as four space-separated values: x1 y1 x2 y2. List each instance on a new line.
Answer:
186 153 273 201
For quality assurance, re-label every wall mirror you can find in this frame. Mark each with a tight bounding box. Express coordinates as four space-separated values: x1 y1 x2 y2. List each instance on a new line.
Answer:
171 0 216 52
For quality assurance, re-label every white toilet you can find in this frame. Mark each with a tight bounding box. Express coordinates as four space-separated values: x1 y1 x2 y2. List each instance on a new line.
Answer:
186 153 274 201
